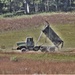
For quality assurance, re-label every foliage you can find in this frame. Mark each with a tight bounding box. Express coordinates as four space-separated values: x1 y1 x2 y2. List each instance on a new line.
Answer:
0 0 75 14
10 56 18 62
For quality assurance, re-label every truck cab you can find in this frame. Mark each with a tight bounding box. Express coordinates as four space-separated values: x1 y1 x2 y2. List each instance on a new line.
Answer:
17 37 34 51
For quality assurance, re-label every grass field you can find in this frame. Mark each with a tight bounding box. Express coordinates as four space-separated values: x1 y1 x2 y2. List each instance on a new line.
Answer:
0 24 75 51
0 12 75 74
0 52 75 74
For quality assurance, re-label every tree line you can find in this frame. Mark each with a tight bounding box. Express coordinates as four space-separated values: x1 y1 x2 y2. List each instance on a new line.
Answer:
0 0 75 15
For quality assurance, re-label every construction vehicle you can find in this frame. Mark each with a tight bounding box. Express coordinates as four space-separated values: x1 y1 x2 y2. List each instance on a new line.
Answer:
16 21 64 52
17 37 40 51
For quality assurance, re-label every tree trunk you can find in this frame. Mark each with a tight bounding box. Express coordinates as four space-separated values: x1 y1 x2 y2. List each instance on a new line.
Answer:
10 0 12 12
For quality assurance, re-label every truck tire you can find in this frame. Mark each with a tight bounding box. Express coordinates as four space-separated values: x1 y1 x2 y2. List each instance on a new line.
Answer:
40 46 47 52
33 46 40 51
21 48 27 52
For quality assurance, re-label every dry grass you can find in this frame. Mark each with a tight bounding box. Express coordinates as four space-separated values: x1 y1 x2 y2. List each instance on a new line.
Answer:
0 56 75 74
0 13 75 32
0 52 75 74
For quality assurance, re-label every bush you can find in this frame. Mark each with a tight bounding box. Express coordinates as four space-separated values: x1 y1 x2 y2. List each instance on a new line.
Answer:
1 45 6 49
10 56 18 62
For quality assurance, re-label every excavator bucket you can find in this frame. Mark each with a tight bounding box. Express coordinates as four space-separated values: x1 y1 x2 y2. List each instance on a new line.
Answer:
42 23 63 48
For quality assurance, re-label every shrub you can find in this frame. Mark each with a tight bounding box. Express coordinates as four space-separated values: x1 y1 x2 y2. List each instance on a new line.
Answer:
1 45 6 49
10 56 18 62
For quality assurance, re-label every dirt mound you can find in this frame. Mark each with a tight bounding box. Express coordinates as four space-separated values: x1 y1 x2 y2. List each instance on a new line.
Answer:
0 13 75 32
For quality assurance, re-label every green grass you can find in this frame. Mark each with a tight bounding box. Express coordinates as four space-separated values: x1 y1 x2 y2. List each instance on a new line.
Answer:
0 12 75 19
0 27 43 50
0 52 75 61
52 24 75 48
20 53 75 61
0 24 75 51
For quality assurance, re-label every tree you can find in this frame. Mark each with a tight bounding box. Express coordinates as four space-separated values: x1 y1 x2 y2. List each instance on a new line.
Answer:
0 2 4 13
10 0 23 12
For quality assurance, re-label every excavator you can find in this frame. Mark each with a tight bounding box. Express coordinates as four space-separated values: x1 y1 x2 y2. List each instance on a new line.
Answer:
16 21 64 52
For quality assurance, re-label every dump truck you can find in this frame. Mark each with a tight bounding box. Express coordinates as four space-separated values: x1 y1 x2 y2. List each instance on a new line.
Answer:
16 21 64 52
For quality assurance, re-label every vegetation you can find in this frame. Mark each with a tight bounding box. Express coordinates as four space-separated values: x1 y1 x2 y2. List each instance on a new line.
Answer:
10 56 18 62
0 0 75 15
0 12 75 74
0 13 75 51
0 52 75 74
0 24 75 50
1 52 75 61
